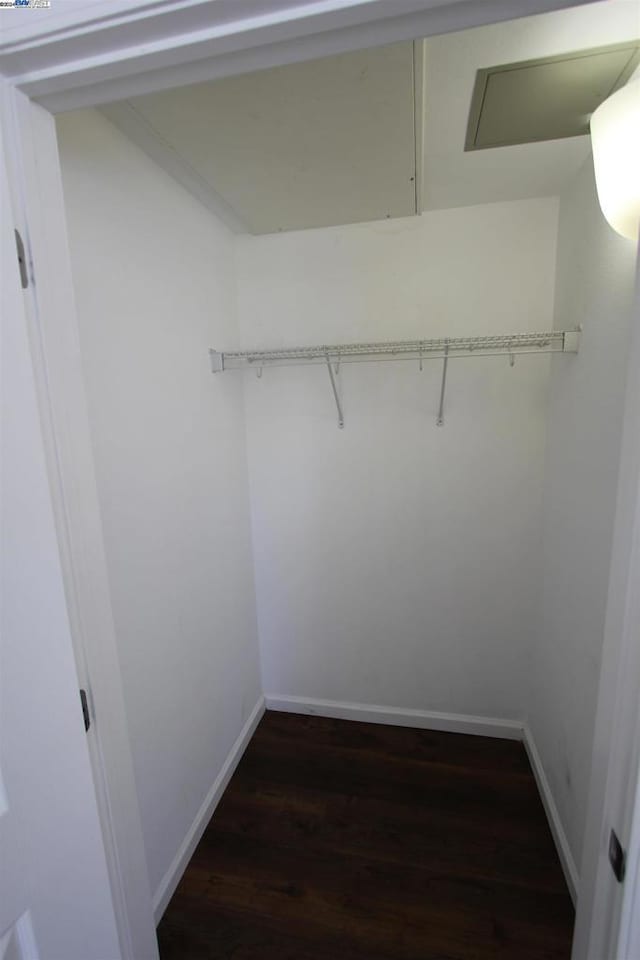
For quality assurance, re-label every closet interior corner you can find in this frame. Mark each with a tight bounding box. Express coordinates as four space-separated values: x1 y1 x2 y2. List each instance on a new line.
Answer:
54 2 640 956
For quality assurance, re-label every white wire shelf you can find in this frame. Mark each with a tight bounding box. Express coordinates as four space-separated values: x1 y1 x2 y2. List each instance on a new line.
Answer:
210 330 579 372
209 328 580 428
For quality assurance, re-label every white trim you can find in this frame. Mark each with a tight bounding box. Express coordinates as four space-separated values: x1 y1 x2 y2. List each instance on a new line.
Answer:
523 723 579 905
617 745 640 959
152 696 266 924
265 694 523 740
572 246 640 960
0 0 588 113
266 696 579 903
412 38 426 215
0 0 175 48
2 83 158 960
151 695 581 923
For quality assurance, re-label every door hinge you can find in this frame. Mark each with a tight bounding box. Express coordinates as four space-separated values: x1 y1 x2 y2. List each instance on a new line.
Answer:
609 828 626 883
79 688 91 732
14 229 28 289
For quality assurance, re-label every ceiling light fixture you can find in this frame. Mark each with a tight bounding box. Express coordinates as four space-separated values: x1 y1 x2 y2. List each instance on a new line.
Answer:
590 79 640 241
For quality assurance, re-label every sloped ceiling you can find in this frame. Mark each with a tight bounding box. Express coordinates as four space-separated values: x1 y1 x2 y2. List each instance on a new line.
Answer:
97 0 640 233
107 42 418 235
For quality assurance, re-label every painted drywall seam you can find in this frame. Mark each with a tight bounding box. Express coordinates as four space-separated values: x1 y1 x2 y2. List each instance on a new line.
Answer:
231 234 270 698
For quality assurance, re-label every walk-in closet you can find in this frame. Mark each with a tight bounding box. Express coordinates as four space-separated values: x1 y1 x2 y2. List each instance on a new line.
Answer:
51 0 640 956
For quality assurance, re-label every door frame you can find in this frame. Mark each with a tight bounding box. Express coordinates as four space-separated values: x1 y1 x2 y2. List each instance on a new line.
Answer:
0 82 160 960
1 1 637 957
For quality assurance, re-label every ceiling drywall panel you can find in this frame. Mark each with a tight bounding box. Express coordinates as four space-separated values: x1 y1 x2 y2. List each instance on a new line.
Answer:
123 42 417 235
97 0 639 228
423 0 640 210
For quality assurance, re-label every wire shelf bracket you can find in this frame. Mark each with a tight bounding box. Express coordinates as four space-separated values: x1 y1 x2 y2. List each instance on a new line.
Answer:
325 353 344 429
209 328 580 428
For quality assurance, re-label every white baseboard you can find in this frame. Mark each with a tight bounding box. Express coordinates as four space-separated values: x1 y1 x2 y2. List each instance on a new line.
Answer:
152 695 265 923
266 696 578 902
265 694 523 740
151 693 577 920
523 723 578 905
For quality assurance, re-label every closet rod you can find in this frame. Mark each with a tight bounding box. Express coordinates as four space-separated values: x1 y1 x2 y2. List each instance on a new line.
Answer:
209 329 580 373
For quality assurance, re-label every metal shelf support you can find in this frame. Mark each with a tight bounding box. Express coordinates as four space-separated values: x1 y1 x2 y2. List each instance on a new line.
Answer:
437 342 450 427
326 354 344 429
209 328 580 429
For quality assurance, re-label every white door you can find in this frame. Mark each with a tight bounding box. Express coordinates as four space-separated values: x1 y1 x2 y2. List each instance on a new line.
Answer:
0 124 122 960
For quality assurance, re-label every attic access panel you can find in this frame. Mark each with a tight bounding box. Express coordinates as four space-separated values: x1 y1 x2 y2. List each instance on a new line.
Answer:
465 41 640 150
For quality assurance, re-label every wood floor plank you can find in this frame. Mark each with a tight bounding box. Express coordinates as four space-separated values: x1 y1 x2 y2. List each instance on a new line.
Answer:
201 781 565 892
157 712 574 960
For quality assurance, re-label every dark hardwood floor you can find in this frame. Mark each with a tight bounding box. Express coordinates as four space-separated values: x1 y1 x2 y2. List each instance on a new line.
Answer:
157 712 574 960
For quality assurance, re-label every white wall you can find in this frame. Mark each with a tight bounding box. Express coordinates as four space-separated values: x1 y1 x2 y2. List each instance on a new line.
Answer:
56 109 262 901
54 105 637 920
528 155 637 873
236 198 559 719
